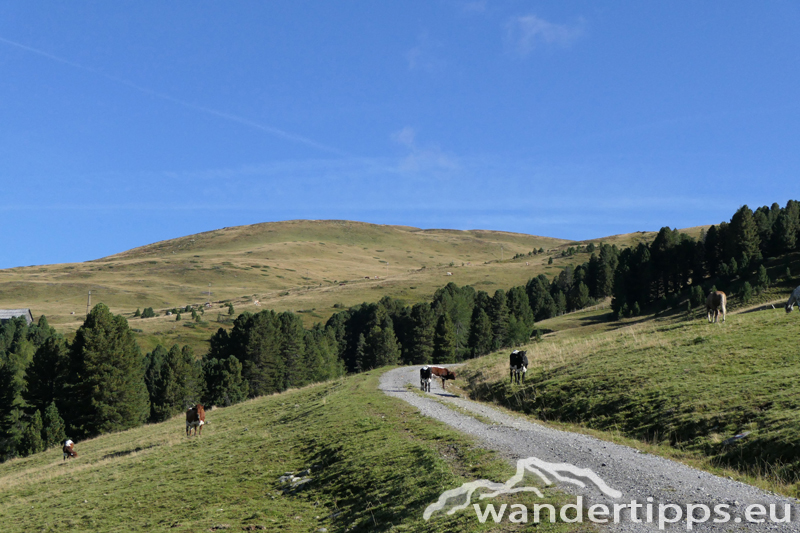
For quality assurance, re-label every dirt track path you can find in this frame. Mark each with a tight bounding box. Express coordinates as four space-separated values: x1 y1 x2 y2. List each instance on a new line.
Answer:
380 366 799 532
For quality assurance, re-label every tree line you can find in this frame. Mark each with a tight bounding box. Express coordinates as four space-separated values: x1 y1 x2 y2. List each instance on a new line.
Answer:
612 201 799 317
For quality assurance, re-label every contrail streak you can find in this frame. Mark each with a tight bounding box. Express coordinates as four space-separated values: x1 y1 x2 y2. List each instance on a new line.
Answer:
0 36 346 156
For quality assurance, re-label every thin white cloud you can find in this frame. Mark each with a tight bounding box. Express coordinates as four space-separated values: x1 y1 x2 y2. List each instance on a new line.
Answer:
506 15 584 56
462 1 486 13
390 127 458 174
406 32 445 72
391 126 416 148
0 36 345 156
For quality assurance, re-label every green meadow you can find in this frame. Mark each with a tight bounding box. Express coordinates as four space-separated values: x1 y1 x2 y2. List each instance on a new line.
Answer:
457 290 800 496
0 371 586 533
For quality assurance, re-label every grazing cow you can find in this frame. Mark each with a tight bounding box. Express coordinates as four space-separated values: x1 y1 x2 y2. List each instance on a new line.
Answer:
420 366 432 392
429 366 456 390
509 350 529 384
62 439 77 460
706 291 727 323
186 404 206 437
785 285 800 313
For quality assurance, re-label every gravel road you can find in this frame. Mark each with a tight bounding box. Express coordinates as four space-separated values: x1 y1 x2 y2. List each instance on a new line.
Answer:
380 366 800 532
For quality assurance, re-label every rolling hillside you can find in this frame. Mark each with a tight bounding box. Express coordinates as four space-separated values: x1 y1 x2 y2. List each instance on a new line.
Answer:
0 219 706 354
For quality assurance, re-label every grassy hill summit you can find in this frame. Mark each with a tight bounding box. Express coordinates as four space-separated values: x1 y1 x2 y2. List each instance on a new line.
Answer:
0 219 694 353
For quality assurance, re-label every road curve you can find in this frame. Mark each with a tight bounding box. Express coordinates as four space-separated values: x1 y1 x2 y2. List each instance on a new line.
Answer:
380 366 799 532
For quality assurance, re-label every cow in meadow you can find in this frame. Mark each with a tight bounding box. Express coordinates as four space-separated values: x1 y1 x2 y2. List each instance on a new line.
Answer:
62 439 77 460
429 366 456 390
420 366 432 392
706 291 727 323
509 350 529 384
785 286 800 313
186 404 206 437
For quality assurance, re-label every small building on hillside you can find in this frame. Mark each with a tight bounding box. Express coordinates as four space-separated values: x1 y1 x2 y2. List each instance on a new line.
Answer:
0 309 34 326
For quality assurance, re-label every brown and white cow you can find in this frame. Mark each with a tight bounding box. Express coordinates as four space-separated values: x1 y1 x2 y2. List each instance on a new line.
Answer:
62 439 77 460
186 404 206 437
429 366 456 390
706 291 727 323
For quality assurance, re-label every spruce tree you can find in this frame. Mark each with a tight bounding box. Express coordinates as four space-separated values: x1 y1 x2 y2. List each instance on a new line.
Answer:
201 356 249 407
489 290 509 350
741 282 754 304
354 333 367 372
433 314 457 364
408 303 436 364
65 304 150 438
756 264 770 291
42 401 66 448
730 205 761 263
239 311 284 396
23 335 68 415
144 345 168 422
467 308 493 358
369 323 401 367
20 410 44 456
279 312 306 389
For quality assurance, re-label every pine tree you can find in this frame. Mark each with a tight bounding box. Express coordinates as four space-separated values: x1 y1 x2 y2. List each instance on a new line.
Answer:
489 290 509 350
279 312 306 389
730 205 761 263
0 321 34 454
467 308 493 358
505 315 530 346
42 401 66 448
65 304 150 438
369 323 401 367
690 285 705 308
354 333 367 372
741 282 754 304
433 314 457 364
239 311 284 396
201 356 249 407
756 264 770 291
407 303 436 364
23 335 68 415
144 345 168 422
506 286 534 327
20 410 44 456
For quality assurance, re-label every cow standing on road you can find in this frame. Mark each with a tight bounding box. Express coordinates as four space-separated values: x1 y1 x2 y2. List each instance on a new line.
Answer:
429 367 456 390
510 350 528 384
420 366 432 392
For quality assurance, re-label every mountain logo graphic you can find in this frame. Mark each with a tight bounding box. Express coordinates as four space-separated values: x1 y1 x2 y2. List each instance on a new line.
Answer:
424 456 622 520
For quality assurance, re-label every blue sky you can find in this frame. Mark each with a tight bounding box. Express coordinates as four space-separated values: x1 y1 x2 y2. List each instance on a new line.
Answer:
1 1 798 268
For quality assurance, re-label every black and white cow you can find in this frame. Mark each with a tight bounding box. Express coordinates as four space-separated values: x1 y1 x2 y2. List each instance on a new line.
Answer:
509 350 528 384
420 366 432 392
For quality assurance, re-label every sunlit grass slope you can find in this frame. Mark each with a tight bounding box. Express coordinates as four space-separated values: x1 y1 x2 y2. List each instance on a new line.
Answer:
0 220 568 346
458 301 800 495
0 371 584 533
0 219 703 353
